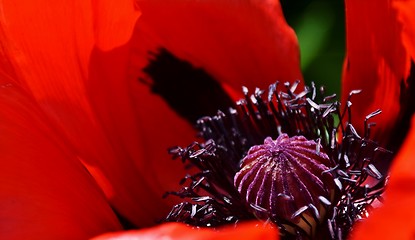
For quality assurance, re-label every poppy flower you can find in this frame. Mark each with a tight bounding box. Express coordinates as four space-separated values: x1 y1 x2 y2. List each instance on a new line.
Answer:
0 1 414 240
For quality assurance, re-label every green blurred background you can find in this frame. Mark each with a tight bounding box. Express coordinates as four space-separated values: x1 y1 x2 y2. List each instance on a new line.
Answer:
281 0 345 95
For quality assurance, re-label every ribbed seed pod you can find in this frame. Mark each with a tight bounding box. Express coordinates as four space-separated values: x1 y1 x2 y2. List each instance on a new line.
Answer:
234 134 335 237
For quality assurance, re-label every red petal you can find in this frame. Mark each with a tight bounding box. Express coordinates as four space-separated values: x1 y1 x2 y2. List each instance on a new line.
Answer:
350 116 415 239
0 0 186 227
134 0 303 97
0 81 121 239
0 0 303 228
394 0 415 62
341 0 415 145
92 221 279 240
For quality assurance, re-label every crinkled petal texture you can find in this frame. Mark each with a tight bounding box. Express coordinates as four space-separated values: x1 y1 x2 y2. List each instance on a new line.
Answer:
342 0 415 145
134 0 303 97
92 221 279 240
0 80 121 239
0 0 302 228
351 116 415 240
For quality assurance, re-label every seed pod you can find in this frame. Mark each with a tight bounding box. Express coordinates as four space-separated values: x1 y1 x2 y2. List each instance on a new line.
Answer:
234 134 335 237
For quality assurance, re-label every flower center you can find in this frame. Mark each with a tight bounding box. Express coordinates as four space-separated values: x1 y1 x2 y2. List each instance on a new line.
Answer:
234 134 335 237
165 82 393 240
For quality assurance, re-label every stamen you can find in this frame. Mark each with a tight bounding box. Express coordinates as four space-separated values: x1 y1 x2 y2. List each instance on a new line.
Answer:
165 82 393 240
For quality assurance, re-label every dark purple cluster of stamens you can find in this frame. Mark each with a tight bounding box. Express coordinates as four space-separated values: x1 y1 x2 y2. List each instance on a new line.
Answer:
165 82 393 240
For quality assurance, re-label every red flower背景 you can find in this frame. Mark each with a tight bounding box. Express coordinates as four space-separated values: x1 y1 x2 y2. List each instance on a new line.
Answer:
0 0 300 238
0 0 415 239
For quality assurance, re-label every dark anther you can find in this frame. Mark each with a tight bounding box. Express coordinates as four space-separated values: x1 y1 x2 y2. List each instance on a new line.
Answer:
164 82 393 240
